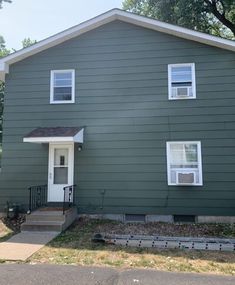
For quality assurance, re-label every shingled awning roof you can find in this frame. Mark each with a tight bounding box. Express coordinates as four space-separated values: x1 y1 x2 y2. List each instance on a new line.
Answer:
23 127 84 143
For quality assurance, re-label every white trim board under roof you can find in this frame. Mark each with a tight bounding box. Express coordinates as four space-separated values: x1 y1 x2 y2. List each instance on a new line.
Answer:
1 8 235 81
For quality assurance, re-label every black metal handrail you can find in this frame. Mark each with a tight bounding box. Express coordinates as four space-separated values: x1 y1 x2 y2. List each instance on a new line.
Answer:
28 184 47 213
63 184 76 214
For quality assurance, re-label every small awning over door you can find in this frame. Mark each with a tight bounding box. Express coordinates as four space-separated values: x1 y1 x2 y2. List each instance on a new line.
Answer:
23 127 84 143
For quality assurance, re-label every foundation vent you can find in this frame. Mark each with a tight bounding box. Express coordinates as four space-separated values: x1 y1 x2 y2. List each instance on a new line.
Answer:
174 215 196 223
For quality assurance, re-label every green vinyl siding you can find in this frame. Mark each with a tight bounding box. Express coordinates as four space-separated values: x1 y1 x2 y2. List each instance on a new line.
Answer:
0 20 235 216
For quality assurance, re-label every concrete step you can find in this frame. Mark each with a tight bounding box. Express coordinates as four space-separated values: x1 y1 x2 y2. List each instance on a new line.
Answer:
26 212 66 222
21 221 63 232
21 207 77 233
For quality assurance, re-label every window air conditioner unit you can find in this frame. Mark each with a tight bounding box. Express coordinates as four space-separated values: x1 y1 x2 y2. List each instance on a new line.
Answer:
176 171 196 185
175 87 190 98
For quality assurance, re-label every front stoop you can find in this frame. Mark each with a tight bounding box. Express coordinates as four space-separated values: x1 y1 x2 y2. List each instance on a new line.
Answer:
21 207 77 232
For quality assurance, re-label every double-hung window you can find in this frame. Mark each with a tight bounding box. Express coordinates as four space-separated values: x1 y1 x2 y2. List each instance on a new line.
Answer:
166 141 202 186
50 70 75 104
168 63 196 100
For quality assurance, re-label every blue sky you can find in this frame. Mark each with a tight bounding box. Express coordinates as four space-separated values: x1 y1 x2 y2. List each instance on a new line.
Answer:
0 0 123 50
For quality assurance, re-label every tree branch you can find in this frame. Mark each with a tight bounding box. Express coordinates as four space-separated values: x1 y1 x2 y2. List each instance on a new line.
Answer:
204 0 235 36
219 0 226 16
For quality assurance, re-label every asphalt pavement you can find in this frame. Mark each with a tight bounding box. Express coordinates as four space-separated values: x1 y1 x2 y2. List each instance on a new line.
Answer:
0 264 234 285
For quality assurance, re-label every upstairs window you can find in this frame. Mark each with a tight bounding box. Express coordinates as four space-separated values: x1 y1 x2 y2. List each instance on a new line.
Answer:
168 63 196 100
166 141 202 186
50 70 75 104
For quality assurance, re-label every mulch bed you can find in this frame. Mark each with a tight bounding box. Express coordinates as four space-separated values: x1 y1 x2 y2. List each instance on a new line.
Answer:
1 215 234 238
75 218 235 238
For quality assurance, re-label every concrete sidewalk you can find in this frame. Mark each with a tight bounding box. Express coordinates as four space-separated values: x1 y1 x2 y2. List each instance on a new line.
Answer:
0 231 58 261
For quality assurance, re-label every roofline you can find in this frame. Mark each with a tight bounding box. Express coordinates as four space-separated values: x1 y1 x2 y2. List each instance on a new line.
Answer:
1 8 235 81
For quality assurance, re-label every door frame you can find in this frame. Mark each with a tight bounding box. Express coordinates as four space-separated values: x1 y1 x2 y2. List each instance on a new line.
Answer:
47 142 74 202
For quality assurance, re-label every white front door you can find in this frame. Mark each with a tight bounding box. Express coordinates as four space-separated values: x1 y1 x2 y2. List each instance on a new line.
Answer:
48 143 74 202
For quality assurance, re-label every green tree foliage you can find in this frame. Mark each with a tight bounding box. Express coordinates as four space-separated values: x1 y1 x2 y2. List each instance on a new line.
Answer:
22 37 37 48
122 0 235 38
0 0 11 9
0 36 10 57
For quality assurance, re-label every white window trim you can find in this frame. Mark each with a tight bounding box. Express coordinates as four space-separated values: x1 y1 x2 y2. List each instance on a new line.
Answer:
50 69 75 104
168 63 196 100
166 141 203 186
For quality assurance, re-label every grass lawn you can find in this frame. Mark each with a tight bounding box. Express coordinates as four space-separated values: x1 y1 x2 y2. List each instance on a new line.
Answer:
29 219 235 276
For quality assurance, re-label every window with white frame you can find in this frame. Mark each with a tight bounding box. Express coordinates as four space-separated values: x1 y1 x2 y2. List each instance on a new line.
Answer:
168 63 196 100
50 70 75 103
166 141 202 186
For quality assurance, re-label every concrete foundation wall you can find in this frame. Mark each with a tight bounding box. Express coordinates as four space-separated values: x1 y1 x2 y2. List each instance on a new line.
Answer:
79 214 235 224
197 216 235 224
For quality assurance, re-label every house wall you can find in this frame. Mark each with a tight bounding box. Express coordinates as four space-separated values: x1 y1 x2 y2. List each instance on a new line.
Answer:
0 20 235 216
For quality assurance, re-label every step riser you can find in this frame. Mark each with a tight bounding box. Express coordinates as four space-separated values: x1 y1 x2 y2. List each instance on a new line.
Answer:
21 224 62 232
26 215 65 222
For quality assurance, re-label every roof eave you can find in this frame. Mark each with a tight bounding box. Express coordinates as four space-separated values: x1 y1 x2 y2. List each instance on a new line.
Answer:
1 8 235 81
116 11 235 52
0 9 119 81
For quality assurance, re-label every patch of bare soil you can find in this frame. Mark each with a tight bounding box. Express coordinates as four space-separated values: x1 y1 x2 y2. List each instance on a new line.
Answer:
76 218 235 238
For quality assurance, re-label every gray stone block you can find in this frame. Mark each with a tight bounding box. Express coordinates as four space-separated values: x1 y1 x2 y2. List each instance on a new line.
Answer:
78 214 124 222
146 215 173 223
198 216 235 224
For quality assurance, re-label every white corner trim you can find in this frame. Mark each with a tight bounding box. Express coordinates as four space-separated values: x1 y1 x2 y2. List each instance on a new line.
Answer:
0 62 9 72
0 9 235 81
0 62 9 81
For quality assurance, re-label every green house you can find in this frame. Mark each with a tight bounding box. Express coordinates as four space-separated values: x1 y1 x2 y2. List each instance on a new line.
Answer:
0 9 235 223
